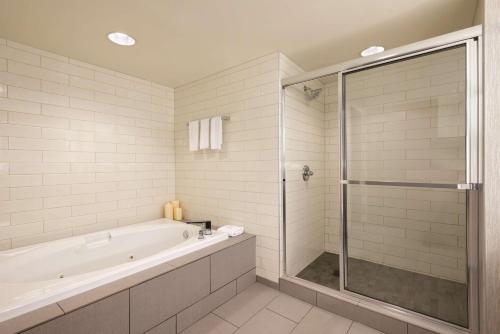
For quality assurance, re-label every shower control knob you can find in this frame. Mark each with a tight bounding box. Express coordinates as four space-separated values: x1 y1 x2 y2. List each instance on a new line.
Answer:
302 165 314 181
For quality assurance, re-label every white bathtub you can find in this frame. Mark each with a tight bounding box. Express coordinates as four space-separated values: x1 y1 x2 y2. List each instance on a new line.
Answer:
0 219 228 322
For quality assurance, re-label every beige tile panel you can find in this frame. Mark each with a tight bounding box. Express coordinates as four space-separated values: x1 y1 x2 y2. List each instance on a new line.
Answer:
177 281 236 332
279 278 317 305
348 322 384 334
234 308 296 334
407 324 438 334
317 293 407 334
236 268 257 293
291 307 353 334
266 293 313 323
145 316 177 334
213 283 280 327
23 290 129 334
181 313 236 334
0 303 64 334
168 234 255 268
57 261 176 313
211 237 256 291
130 257 211 334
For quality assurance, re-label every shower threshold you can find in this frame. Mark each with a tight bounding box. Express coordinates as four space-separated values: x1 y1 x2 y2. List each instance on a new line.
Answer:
296 252 467 327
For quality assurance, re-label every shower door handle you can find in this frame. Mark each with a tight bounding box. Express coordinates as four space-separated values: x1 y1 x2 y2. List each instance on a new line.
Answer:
340 180 480 190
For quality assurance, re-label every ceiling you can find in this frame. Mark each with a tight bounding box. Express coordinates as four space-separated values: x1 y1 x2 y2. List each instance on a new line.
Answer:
0 0 479 88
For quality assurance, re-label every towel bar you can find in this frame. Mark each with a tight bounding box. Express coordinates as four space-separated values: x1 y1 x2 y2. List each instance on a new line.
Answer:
185 115 230 126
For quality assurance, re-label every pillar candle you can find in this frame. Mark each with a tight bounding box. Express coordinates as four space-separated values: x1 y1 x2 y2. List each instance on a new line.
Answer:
174 207 183 221
164 202 174 219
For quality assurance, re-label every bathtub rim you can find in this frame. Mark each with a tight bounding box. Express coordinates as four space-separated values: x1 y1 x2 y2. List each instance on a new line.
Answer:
0 232 256 334
0 219 240 324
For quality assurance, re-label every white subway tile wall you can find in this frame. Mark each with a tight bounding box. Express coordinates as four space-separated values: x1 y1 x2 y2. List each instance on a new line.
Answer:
324 78 340 254
0 39 175 249
280 54 326 276
174 53 281 282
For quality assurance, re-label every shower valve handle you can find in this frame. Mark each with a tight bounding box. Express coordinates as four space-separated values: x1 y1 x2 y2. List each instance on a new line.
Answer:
302 165 314 181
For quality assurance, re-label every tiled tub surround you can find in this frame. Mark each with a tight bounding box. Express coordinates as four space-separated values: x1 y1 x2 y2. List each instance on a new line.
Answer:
0 232 256 334
0 38 175 250
174 53 281 283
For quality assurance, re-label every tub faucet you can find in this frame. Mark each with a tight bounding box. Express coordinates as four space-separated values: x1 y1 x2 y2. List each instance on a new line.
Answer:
185 220 212 235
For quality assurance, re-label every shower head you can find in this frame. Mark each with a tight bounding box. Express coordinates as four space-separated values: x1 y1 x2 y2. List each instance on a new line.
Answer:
304 85 322 100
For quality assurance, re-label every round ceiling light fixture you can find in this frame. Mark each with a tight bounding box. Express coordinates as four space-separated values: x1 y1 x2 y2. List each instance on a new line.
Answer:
360 45 385 57
107 32 136 46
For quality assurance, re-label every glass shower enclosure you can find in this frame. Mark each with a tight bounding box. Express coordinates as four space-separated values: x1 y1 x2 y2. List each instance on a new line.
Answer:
281 28 481 331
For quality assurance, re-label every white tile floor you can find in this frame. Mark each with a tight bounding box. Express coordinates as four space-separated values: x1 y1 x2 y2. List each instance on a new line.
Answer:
181 283 385 334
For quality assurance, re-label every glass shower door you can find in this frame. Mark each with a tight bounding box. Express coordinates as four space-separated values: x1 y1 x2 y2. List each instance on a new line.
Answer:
340 43 479 328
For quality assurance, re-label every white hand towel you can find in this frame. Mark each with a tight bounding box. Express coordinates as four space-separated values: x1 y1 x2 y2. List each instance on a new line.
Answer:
217 225 244 237
188 120 199 151
210 116 223 150
199 118 210 150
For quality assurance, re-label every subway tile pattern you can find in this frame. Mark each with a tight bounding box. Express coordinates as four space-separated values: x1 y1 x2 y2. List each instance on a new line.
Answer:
0 39 175 249
280 54 326 276
174 53 280 282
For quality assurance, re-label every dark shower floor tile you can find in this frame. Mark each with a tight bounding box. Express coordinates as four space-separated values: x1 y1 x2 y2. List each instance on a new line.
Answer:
296 252 468 328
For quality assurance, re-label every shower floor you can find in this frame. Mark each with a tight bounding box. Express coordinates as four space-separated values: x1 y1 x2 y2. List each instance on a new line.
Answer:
297 252 468 327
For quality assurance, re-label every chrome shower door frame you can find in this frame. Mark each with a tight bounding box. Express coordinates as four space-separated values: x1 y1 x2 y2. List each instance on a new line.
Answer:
338 39 481 332
280 25 482 333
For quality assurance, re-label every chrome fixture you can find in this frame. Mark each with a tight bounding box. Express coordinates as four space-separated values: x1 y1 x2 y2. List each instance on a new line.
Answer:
304 85 322 100
185 115 230 126
302 165 314 181
183 230 189 239
186 220 213 238
185 220 212 231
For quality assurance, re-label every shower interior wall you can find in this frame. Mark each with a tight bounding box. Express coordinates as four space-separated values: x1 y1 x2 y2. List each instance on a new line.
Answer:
281 54 339 276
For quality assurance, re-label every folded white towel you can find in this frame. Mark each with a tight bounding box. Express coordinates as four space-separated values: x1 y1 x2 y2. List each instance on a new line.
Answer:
217 225 244 237
199 118 210 150
210 116 223 150
188 120 199 151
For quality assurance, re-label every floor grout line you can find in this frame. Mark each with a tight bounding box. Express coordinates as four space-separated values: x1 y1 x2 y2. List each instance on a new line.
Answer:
226 285 282 330
265 307 302 324
211 312 240 329
346 319 355 334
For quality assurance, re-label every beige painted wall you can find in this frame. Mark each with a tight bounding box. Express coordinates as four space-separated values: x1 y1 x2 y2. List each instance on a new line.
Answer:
0 39 175 249
174 53 281 282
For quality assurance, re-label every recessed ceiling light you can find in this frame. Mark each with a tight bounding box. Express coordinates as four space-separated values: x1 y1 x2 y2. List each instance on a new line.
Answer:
107 32 136 46
360 46 384 57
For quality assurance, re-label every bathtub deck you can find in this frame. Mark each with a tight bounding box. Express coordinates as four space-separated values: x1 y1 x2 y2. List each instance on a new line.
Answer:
1 233 256 334
180 282 382 334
